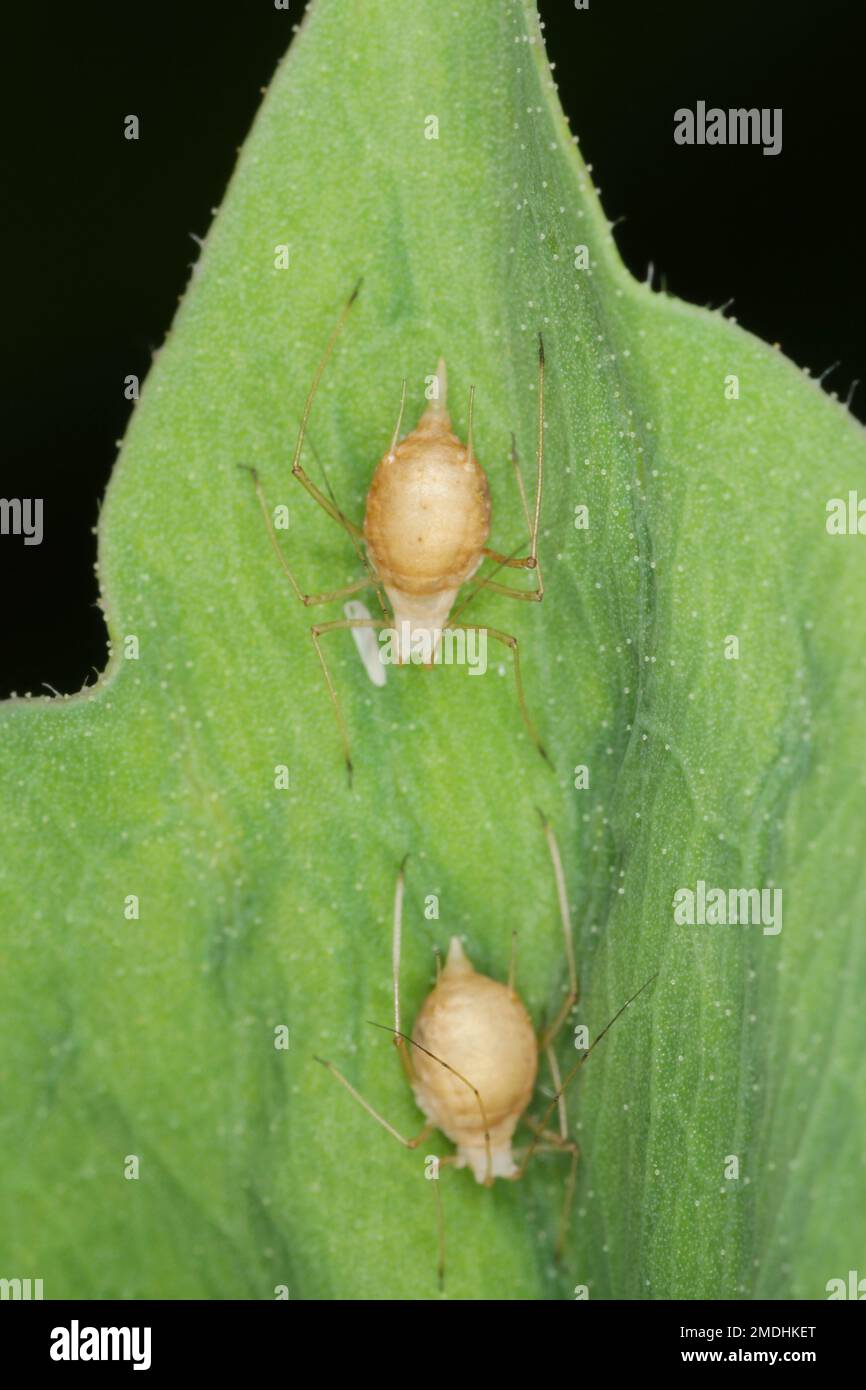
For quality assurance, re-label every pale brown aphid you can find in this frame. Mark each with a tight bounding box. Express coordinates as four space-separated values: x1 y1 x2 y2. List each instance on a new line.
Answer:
363 360 492 662
316 816 656 1281
241 284 547 778
410 934 538 1183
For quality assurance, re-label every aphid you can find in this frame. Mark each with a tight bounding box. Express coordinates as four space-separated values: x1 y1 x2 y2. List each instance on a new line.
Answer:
316 814 656 1281
241 285 548 778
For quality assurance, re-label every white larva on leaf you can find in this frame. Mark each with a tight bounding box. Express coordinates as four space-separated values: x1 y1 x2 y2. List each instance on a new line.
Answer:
343 600 386 687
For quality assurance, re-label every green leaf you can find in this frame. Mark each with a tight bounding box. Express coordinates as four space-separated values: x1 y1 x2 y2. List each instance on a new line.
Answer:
2 0 865 1301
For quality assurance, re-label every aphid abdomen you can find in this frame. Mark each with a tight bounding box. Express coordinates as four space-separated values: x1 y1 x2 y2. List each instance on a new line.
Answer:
410 938 537 1183
363 401 491 598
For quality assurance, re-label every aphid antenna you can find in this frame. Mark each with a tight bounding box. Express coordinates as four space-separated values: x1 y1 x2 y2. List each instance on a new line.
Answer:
313 1055 429 1150
289 282 367 536
535 808 579 1049
292 290 361 476
367 1020 493 1184
392 853 410 1044
518 971 659 1177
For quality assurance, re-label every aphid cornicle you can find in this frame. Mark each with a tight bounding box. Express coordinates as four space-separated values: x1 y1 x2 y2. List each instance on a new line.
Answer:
316 816 657 1279
241 284 548 778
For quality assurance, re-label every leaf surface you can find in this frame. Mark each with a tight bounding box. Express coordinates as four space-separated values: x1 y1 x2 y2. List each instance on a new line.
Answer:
2 0 865 1300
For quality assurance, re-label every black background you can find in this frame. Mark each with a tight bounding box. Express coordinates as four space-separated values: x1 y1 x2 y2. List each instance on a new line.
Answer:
3 0 864 697
7 1298 863 1365
8 1301 866 1367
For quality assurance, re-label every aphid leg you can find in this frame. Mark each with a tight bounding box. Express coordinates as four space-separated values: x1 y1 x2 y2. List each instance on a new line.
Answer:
475 429 545 602
556 1146 580 1260
306 437 391 620
509 430 535 543
472 563 544 604
430 1153 462 1289
536 812 579 1051
524 1047 574 1154
513 1136 580 1262
368 1022 493 1185
517 1046 581 1264
290 283 366 539
480 331 546 595
530 332 545 563
518 973 658 1180
391 854 415 1082
432 1167 445 1289
546 1043 569 1142
523 1116 573 1146
525 798 582 1250
314 1057 432 1149
450 337 546 622
450 539 544 620
309 617 389 781
239 465 373 607
446 623 551 767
